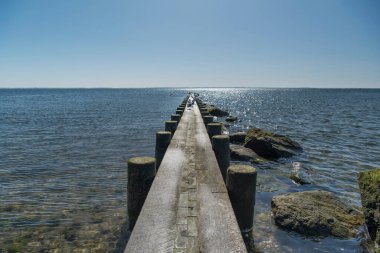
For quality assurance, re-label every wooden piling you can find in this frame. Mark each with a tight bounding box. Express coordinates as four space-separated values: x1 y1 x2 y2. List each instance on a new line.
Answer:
212 135 230 182
203 115 213 126
226 165 257 233
155 131 172 170
207 122 222 139
171 114 181 123
127 157 156 230
176 109 183 116
165 120 178 136
201 111 209 118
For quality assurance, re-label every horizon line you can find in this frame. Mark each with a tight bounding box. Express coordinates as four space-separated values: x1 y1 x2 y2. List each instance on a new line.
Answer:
0 86 379 89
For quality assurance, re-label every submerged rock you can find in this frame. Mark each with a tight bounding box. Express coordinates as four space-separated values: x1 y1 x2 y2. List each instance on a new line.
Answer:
221 123 229 135
229 132 247 144
244 128 302 159
289 162 311 185
289 174 310 185
271 190 363 238
230 144 259 161
206 105 229 117
358 168 380 249
226 116 238 122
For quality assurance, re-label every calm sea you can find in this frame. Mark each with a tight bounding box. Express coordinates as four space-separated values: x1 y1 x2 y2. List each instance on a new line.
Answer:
0 88 379 252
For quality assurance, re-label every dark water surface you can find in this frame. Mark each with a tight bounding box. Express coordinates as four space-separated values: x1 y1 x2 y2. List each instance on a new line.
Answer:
0 88 379 252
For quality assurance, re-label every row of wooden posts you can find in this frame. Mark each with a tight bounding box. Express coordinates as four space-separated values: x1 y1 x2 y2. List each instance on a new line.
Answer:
127 95 257 236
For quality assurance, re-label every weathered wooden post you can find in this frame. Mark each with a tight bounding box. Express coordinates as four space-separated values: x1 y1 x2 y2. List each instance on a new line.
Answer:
165 120 177 136
201 112 209 118
155 131 171 170
226 165 257 233
212 135 230 182
171 114 181 123
207 123 222 139
127 157 156 230
203 115 213 126
176 109 183 116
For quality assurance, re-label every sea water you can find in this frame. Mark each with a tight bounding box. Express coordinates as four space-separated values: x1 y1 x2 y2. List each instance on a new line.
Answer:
0 88 379 252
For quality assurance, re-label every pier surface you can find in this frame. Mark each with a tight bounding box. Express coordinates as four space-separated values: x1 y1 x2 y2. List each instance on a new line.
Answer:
125 101 246 253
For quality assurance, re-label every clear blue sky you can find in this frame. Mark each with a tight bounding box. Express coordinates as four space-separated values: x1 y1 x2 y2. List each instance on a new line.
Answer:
0 0 379 88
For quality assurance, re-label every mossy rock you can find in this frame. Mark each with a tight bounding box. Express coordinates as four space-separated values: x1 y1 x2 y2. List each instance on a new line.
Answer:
230 144 259 162
244 128 302 159
6 243 24 253
358 168 380 249
229 132 247 144
205 105 229 117
271 190 363 238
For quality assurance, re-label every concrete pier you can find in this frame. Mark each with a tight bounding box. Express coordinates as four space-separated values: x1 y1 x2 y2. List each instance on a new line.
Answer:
125 98 246 252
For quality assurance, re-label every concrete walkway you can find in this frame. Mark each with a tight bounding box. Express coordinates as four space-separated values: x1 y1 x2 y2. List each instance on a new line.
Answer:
125 102 246 253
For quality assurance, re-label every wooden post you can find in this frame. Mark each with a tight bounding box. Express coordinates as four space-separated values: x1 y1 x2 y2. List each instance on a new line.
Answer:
207 123 222 139
127 157 156 230
203 115 213 126
171 114 181 123
226 165 257 233
176 109 183 116
212 135 230 182
165 120 177 136
155 131 171 170
201 111 209 118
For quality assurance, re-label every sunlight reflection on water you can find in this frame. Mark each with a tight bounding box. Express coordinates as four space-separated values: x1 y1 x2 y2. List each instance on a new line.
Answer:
1 88 379 252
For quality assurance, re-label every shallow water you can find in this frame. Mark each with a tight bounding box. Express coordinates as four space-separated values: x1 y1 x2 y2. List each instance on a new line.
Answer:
0 88 379 252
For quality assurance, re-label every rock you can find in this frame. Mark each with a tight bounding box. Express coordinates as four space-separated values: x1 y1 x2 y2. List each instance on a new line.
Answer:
206 105 229 117
221 123 229 135
289 174 310 185
289 162 311 185
229 132 247 144
226 116 238 122
271 190 363 238
230 144 259 161
358 168 380 248
244 128 302 159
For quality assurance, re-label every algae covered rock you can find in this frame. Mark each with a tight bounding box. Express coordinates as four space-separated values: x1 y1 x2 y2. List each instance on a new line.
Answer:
244 128 302 159
289 162 311 185
229 132 247 144
271 190 363 238
226 116 238 122
206 105 229 117
358 168 380 248
289 174 310 185
230 144 260 162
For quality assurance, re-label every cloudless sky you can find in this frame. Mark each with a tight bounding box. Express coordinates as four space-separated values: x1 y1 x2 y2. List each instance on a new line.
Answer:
0 0 379 88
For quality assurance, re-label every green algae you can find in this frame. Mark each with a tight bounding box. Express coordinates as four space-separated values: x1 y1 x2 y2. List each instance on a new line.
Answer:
358 168 380 251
